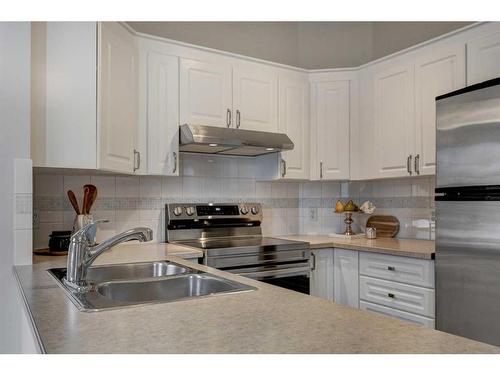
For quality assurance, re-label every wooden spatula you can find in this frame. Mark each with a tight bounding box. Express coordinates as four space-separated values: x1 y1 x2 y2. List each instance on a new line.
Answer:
67 190 80 215
83 184 97 214
82 186 91 215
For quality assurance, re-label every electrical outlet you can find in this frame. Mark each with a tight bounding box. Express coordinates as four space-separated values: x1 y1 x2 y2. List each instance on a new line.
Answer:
309 208 318 221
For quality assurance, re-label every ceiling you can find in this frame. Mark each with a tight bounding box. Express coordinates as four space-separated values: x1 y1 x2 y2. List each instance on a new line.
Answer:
127 21 473 69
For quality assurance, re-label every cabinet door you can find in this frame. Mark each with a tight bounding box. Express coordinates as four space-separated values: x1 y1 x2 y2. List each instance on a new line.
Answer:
99 22 138 173
278 73 309 179
32 22 98 169
415 45 466 176
147 52 179 175
233 64 278 132
334 248 359 308
467 29 500 85
315 81 350 180
373 62 415 178
310 249 334 301
180 58 232 127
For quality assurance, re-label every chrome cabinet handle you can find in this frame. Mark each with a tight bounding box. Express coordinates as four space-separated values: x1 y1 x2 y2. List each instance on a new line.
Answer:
320 161 323 179
226 108 232 127
281 159 287 178
172 151 177 173
407 155 413 175
414 154 420 175
310 252 316 271
236 109 241 128
133 149 140 172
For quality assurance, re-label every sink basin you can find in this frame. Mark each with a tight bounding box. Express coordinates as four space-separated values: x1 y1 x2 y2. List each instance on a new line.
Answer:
49 260 191 283
97 274 254 303
48 260 256 312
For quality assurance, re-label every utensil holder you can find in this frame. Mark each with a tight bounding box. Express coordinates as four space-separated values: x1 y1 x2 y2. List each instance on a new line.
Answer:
72 214 94 234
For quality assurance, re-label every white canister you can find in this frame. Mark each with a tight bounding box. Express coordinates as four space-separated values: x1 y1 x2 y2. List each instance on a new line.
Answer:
365 227 377 239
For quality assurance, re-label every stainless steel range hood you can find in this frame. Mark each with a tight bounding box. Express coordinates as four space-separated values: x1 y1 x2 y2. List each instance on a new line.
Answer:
179 124 294 156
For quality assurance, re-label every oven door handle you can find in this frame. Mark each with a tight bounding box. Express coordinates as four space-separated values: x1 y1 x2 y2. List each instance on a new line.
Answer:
238 266 310 280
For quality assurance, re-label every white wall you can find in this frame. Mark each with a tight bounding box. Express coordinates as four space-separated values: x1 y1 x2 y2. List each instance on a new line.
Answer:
0 22 35 353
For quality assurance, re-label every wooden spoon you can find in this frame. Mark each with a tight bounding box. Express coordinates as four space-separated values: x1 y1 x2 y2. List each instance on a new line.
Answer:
67 190 80 215
84 184 97 214
82 186 91 215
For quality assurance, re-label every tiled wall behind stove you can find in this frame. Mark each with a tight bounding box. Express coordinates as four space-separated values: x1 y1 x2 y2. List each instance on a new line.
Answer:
32 154 302 248
33 153 435 249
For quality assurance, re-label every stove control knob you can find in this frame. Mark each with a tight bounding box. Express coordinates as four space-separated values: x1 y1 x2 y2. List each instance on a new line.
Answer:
240 206 249 215
186 206 196 216
251 206 260 215
173 206 183 216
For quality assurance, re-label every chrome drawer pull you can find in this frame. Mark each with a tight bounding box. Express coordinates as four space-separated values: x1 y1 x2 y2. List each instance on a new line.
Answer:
387 266 396 271
388 293 395 299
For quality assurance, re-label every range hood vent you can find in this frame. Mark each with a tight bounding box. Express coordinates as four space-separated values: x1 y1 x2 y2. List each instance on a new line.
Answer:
179 124 294 157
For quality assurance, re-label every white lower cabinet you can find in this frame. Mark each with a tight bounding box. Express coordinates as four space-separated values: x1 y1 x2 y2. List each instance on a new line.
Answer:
310 249 334 301
360 301 435 329
359 275 435 318
310 248 435 329
333 249 359 308
359 251 435 328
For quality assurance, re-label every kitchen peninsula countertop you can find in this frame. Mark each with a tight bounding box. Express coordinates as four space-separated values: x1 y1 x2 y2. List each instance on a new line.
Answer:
16 243 498 354
276 235 435 259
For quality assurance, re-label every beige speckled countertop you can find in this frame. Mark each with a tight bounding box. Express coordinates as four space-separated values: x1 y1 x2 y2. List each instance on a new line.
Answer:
276 235 435 259
15 243 498 354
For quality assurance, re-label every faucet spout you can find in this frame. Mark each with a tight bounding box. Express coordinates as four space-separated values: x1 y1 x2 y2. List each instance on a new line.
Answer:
86 227 153 266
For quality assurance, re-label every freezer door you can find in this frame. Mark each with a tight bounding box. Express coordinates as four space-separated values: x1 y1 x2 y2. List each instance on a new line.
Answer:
436 200 500 346
436 82 500 188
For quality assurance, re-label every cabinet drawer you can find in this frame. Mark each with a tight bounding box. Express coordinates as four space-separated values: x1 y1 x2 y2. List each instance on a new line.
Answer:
360 276 435 318
360 301 435 329
359 252 434 288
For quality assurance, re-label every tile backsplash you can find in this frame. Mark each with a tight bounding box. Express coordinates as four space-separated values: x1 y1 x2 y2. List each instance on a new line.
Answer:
33 154 435 249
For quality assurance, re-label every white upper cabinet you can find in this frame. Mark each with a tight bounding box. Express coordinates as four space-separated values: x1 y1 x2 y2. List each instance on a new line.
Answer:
179 58 233 127
98 22 139 173
32 22 140 174
312 80 350 180
278 72 310 179
373 61 415 178
146 52 180 175
31 22 98 169
414 45 466 176
467 28 500 85
233 63 279 132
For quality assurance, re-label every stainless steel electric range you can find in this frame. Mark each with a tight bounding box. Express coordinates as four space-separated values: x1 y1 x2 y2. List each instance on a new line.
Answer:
165 203 311 294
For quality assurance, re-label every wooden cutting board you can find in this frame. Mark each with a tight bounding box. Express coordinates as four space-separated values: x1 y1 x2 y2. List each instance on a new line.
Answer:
366 215 400 238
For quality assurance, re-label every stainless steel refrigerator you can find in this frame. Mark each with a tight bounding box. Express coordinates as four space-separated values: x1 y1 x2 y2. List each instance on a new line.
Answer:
436 77 500 346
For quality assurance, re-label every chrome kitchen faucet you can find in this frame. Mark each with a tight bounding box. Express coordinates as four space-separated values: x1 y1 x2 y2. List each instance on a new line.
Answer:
63 220 153 292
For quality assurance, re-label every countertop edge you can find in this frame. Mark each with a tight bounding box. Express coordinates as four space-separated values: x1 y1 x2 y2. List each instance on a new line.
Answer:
309 242 434 259
13 267 46 354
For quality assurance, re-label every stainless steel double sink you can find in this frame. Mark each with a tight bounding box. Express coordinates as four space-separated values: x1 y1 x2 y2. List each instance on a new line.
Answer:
48 261 256 312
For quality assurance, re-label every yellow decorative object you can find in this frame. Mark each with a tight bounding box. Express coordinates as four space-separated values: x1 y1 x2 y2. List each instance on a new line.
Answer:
335 200 344 213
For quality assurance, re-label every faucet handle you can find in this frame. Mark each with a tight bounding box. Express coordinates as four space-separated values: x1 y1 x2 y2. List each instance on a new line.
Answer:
72 219 109 246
